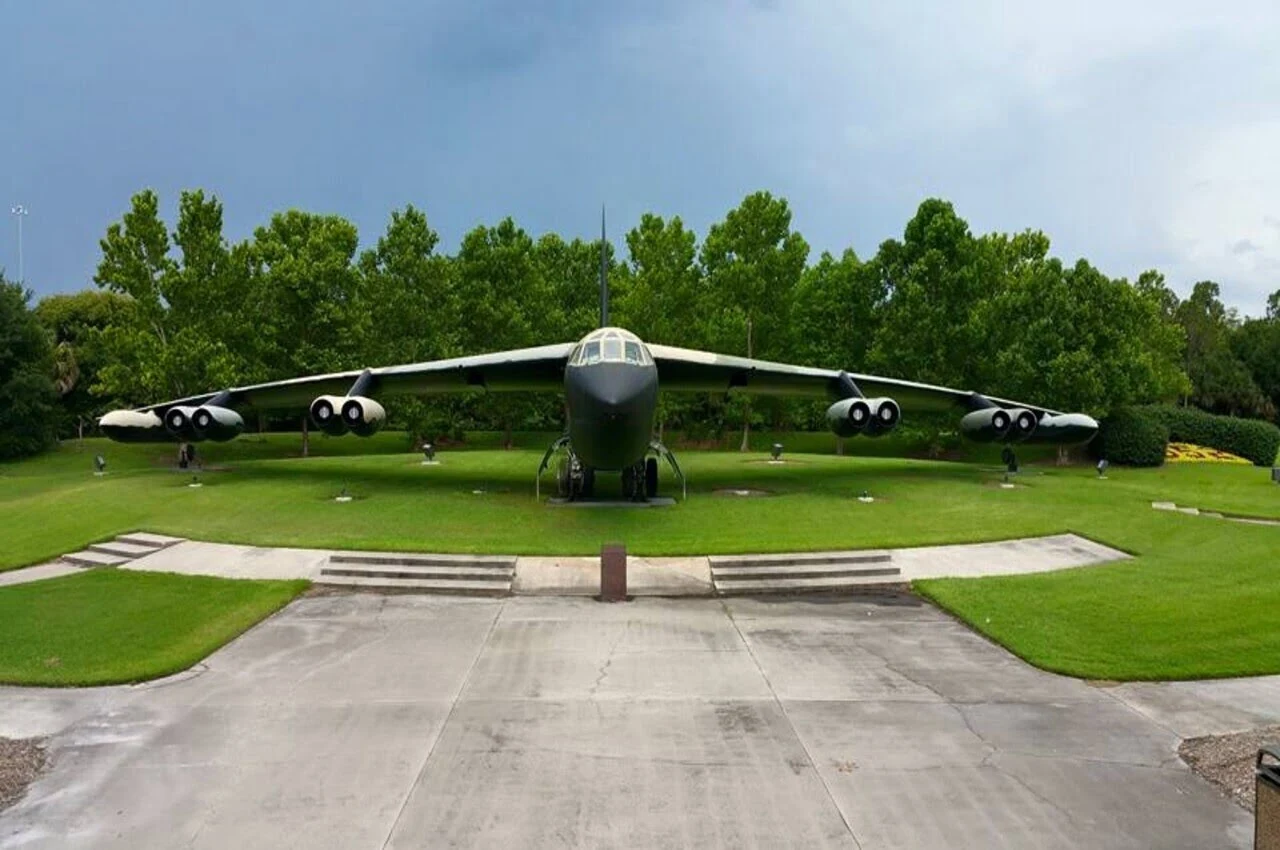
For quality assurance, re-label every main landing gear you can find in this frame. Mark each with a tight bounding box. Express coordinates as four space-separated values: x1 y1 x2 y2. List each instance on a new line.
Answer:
535 437 687 502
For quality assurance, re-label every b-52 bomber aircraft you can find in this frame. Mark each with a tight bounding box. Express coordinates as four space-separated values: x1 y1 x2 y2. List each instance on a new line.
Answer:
100 224 1098 501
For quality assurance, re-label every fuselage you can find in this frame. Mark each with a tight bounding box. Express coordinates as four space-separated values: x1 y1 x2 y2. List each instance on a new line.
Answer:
563 327 659 470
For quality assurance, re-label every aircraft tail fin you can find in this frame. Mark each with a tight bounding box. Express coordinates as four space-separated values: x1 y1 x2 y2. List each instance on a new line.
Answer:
599 205 609 328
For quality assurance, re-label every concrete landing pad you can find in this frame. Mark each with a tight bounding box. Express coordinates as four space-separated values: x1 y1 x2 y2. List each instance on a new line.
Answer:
0 595 1254 848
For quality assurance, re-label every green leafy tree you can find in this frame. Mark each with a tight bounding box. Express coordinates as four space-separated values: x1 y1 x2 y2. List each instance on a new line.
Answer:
34 290 137 440
700 192 809 448
0 278 58 459
249 210 363 454
93 189 252 402
533 233 613 342
453 219 547 447
1175 281 1268 416
358 206 458 444
868 200 1005 389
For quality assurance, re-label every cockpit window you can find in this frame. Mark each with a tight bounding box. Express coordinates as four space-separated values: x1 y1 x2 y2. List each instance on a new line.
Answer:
571 328 651 366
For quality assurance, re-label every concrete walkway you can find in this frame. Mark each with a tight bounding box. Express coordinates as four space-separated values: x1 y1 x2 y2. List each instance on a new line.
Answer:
0 594 1254 849
0 531 1130 593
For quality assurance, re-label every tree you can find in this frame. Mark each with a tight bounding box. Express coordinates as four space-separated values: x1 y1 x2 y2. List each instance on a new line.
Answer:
0 278 57 459
867 200 1005 391
700 192 809 448
453 219 547 447
1175 281 1268 417
616 214 702 345
34 290 136 440
249 210 363 455
357 206 458 444
93 189 253 403
533 232 612 342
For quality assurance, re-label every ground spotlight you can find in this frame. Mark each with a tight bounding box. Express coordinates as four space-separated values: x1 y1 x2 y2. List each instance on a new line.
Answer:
858 489 874 503
1097 459 1110 479
188 474 202 489
422 443 438 465
770 442 783 462
335 484 352 503
93 455 106 476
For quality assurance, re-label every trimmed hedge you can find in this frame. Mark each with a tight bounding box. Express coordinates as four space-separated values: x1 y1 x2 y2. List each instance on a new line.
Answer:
1094 408 1169 467
1137 405 1280 467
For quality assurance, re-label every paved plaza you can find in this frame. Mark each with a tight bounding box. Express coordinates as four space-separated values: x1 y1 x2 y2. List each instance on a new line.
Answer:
0 592 1262 849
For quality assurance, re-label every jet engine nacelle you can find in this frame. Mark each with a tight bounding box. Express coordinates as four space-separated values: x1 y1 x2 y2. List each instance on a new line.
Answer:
99 409 169 443
191 405 244 442
163 406 202 441
340 396 386 438
309 395 351 436
1021 413 1100 446
960 407 1039 443
826 397 900 438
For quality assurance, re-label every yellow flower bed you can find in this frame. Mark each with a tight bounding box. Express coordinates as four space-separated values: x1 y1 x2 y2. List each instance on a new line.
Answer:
1165 442 1250 464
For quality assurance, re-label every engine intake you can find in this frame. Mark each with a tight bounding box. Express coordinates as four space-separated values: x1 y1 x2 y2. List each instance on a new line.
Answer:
191 405 244 442
826 397 900 438
340 396 386 438
163 406 202 441
960 407 1014 442
862 398 901 437
1006 408 1040 443
310 395 351 436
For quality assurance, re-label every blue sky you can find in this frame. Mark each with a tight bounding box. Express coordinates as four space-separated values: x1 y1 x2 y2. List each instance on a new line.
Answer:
4 0 1279 315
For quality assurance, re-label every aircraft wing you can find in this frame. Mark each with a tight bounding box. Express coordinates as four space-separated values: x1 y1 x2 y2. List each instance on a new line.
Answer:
99 344 576 441
647 344 1061 415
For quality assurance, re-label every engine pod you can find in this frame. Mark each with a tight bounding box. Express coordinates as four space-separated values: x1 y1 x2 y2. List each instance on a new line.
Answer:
341 396 386 438
1005 408 1040 443
191 405 244 442
310 395 350 436
99 409 172 443
1021 413 1099 446
163 406 202 441
959 407 1014 443
825 397 872 438
861 398 901 437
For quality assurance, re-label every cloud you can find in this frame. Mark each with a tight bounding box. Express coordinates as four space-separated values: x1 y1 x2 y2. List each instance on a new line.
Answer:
4 0 1280 316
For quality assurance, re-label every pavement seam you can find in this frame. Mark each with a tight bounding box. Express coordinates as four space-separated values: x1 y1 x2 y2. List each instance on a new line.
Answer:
719 599 866 850
377 597 506 850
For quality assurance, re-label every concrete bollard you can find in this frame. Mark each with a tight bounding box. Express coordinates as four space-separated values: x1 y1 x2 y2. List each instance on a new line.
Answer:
600 543 627 602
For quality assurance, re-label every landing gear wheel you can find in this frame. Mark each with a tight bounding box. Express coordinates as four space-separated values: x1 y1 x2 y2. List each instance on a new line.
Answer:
621 462 646 501
556 456 572 499
644 457 658 498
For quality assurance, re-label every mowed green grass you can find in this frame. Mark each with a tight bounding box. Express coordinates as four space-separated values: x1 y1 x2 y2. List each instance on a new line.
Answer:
1 433 1278 680
0 570 307 686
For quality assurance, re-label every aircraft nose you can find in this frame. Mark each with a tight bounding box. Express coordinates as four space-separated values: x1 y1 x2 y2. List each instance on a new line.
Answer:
589 364 652 412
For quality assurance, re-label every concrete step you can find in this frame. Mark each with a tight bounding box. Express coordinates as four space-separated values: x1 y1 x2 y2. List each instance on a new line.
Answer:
327 552 516 570
715 574 906 595
116 532 186 548
708 550 891 569
88 540 161 559
321 565 514 582
62 550 129 568
712 564 901 581
315 574 511 596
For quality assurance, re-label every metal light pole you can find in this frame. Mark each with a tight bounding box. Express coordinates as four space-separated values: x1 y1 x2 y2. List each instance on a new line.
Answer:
9 204 27 283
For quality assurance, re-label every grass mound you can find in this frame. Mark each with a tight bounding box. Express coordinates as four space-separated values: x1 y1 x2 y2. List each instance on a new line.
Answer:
0 571 307 686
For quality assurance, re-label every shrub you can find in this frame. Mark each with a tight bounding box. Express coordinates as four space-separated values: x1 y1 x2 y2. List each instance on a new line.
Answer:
1137 405 1280 467
1093 408 1169 467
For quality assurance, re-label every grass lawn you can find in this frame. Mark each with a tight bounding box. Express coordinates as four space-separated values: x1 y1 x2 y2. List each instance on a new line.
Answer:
1 431 1277 681
0 570 307 686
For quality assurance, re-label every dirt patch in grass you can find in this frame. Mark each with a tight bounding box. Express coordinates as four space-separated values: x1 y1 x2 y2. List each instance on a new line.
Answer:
0 737 47 811
1179 725 1280 810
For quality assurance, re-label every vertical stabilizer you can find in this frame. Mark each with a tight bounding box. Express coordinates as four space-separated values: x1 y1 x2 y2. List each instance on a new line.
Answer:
599 205 609 328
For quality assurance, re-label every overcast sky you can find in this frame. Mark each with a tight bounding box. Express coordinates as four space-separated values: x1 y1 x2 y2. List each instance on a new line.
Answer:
4 0 1279 315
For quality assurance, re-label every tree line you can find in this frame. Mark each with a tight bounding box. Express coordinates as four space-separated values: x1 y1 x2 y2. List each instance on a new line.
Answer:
3 189 1279 460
